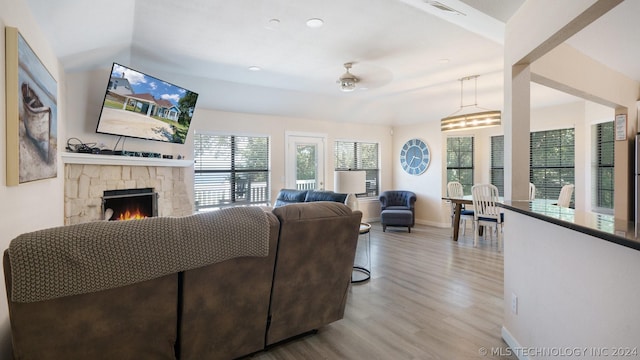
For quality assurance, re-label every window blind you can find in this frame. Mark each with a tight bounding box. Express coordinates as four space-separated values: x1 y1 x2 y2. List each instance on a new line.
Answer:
529 128 575 201
490 135 504 196
596 121 614 210
194 134 270 210
446 136 474 195
335 141 379 197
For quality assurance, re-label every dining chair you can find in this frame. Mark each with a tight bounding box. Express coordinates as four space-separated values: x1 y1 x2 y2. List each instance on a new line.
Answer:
529 182 536 200
447 181 474 235
471 184 503 251
557 184 574 208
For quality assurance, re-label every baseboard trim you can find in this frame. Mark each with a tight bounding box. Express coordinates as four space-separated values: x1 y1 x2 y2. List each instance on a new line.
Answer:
501 326 529 360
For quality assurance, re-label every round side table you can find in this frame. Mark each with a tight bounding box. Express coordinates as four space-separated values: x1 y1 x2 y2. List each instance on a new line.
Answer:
352 222 371 283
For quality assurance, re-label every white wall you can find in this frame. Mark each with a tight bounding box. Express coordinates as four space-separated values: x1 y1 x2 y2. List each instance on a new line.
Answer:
0 0 65 357
503 209 640 359
391 120 448 227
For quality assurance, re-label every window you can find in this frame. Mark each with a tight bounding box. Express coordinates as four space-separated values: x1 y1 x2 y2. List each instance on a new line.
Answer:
335 141 379 197
529 128 575 201
194 134 270 210
446 137 474 195
595 121 614 211
490 135 504 196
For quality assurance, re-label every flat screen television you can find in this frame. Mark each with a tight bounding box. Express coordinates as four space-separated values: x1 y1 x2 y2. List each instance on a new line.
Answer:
96 63 199 144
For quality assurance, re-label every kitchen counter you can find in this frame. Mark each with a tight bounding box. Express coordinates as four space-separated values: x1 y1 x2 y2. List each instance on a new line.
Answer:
500 199 640 251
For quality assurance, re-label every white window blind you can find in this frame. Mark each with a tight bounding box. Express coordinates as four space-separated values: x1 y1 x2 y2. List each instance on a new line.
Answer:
194 134 270 210
335 141 379 197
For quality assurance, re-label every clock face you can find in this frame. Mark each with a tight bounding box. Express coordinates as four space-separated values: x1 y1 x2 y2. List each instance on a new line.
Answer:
400 138 430 175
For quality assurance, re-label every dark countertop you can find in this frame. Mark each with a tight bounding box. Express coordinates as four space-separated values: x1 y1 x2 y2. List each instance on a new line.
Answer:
500 199 640 251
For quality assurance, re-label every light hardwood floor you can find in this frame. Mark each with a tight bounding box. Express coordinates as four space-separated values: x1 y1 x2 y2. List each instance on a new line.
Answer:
251 223 516 359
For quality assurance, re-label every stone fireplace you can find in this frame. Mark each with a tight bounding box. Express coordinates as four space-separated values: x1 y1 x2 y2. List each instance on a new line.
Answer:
63 153 193 225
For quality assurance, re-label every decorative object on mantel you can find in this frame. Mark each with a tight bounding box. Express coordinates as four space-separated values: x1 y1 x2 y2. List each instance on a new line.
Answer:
441 75 501 132
5 26 58 186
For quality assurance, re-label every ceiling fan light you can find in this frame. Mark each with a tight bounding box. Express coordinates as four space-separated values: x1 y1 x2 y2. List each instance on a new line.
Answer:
337 63 359 92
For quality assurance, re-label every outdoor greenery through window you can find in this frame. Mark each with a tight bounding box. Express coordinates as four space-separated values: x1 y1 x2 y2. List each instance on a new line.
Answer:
335 141 379 197
446 136 474 195
194 134 270 210
490 135 504 196
529 128 575 202
595 121 614 211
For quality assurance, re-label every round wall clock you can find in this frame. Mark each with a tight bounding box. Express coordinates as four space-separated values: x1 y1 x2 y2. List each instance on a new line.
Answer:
400 138 430 175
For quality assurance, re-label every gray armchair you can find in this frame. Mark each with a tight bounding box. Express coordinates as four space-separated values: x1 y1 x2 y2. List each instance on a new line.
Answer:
379 190 417 232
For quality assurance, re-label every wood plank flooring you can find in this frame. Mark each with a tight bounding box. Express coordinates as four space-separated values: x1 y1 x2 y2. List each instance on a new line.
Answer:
250 223 516 359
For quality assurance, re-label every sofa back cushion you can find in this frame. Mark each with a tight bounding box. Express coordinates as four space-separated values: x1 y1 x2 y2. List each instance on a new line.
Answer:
273 189 308 207
178 212 280 360
4 252 178 360
304 190 348 203
268 202 362 345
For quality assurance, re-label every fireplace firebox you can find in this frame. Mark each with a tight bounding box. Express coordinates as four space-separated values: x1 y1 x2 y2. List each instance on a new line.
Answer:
102 188 158 221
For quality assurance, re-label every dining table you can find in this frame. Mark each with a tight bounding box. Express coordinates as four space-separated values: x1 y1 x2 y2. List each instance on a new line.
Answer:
442 195 473 241
442 195 506 241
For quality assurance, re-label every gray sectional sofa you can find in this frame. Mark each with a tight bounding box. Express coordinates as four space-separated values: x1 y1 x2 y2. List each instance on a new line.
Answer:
4 202 362 360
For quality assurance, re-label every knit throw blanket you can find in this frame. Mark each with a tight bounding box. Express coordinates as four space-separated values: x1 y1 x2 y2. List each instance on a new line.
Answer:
8 207 270 303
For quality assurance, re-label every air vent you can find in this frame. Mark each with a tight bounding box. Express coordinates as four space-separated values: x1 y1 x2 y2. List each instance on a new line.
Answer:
423 0 466 16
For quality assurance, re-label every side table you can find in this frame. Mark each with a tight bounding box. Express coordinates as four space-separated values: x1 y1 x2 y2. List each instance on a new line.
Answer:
352 222 371 283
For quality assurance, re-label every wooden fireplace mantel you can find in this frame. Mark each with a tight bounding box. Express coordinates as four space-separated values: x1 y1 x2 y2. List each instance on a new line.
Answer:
61 152 193 167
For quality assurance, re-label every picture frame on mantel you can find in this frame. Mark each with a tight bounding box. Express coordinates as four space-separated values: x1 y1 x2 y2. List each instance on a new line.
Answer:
5 26 58 186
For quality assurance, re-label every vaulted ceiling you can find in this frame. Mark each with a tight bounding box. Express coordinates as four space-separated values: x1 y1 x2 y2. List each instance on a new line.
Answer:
24 0 639 126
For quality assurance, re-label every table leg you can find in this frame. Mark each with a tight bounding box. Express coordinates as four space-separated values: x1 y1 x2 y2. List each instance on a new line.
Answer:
452 203 462 241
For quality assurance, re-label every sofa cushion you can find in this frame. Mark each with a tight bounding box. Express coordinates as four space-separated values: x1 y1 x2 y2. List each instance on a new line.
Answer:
304 190 347 203
273 189 308 207
4 253 178 360
267 202 362 345
8 207 271 303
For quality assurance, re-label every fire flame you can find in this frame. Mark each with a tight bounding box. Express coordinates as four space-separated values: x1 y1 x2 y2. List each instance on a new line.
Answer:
118 208 147 221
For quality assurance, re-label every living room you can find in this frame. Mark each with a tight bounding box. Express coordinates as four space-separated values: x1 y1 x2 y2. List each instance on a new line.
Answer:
2 0 640 359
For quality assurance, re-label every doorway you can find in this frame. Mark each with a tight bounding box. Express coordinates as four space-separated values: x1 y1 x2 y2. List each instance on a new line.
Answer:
286 134 326 191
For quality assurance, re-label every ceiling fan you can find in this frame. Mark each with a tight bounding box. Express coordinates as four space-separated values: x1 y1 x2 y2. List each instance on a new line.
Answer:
337 62 359 92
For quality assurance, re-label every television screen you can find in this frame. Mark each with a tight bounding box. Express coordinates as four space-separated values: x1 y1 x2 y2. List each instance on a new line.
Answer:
96 63 198 144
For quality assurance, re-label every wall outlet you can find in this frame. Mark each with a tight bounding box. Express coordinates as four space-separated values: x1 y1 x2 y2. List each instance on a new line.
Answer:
511 293 518 315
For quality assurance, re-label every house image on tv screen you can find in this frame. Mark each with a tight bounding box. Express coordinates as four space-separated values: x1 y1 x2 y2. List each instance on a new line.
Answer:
96 63 199 144
107 75 180 121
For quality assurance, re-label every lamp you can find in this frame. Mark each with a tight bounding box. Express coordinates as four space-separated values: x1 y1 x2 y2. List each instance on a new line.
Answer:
337 63 359 92
334 170 366 210
441 75 501 131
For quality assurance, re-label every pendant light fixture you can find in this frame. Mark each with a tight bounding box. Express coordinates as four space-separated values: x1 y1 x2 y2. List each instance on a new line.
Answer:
440 75 501 132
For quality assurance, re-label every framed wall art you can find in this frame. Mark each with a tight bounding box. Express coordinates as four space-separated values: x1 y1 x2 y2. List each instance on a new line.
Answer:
5 26 58 186
615 114 626 141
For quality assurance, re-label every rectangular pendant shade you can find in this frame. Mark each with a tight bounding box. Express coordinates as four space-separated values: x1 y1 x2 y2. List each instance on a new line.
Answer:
441 110 501 132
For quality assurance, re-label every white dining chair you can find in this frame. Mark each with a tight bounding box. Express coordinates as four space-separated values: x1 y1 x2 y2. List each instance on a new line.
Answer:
447 181 474 235
471 184 503 251
557 184 574 208
529 182 536 200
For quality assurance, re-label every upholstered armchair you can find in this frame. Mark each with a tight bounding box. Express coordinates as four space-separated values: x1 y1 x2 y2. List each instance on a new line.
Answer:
379 190 417 232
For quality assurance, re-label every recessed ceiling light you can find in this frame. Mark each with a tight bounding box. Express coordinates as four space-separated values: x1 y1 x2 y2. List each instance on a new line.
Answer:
266 18 280 30
439 58 450 64
248 66 261 71
306 18 324 28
